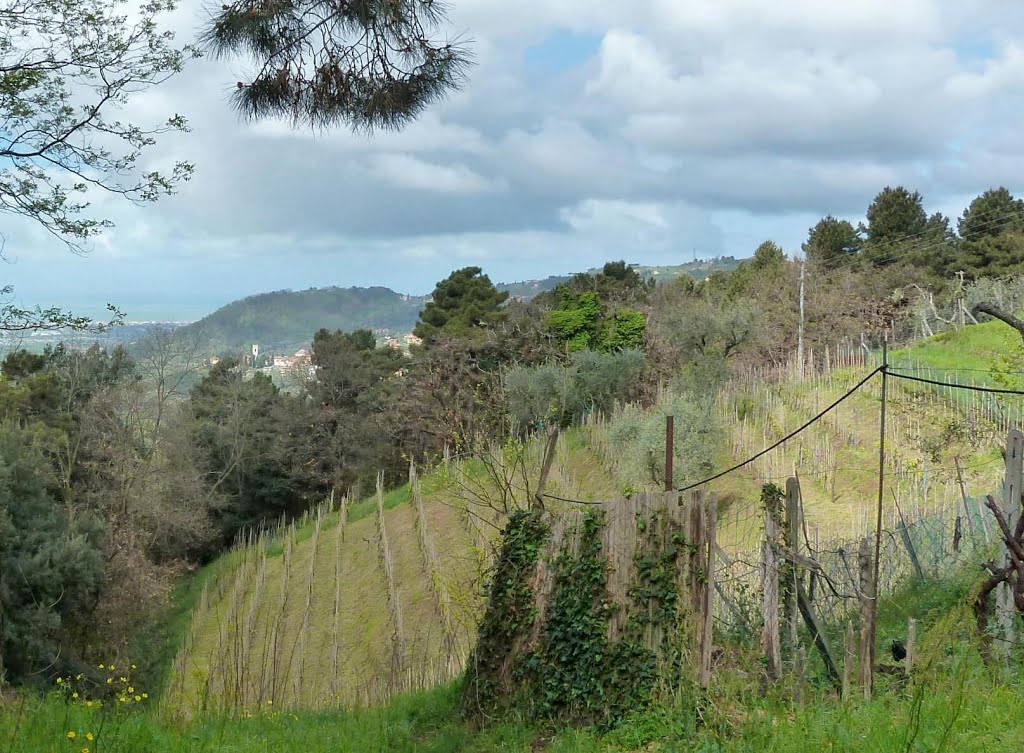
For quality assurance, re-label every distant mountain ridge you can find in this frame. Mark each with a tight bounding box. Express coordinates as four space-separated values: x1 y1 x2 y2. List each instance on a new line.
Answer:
161 258 742 353
497 257 741 299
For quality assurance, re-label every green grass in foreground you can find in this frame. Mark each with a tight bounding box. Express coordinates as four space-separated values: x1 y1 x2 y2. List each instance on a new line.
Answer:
9 573 1024 753
6 654 1023 753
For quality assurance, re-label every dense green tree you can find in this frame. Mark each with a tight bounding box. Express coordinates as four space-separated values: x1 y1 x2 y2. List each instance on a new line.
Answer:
545 288 646 353
205 0 469 130
0 425 103 681
309 329 407 491
803 216 861 266
864 186 928 249
414 267 509 342
958 234 1024 279
958 188 1024 242
189 358 319 541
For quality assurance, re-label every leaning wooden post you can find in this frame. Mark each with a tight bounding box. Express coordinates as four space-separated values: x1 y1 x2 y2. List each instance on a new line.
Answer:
858 536 874 699
533 425 560 509
996 429 1023 662
762 500 783 681
785 477 802 659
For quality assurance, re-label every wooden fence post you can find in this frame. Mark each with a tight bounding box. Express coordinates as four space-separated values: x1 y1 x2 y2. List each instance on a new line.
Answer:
762 502 782 681
857 536 874 699
698 493 716 689
785 477 801 659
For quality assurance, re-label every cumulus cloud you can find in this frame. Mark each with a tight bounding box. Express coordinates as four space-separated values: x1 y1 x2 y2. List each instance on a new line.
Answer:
7 0 1024 307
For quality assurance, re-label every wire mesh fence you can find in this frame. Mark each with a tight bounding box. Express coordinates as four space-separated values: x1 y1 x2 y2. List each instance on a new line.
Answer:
714 485 1000 648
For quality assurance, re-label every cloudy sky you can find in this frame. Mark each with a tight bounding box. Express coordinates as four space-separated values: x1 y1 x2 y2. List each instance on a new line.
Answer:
5 0 1024 319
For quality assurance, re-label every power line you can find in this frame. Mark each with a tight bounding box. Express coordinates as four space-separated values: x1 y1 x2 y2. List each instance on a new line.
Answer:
677 367 883 493
886 369 1024 396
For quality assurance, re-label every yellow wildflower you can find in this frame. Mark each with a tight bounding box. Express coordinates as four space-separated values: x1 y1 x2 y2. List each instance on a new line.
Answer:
67 731 77 740
106 678 112 684
127 686 133 693
134 695 141 702
86 732 94 742
131 664 137 670
142 693 148 699
72 693 79 700
266 699 273 706
97 664 104 670
56 677 63 685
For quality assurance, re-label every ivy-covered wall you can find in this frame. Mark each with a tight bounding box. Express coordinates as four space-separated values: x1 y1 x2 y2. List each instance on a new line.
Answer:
464 492 710 727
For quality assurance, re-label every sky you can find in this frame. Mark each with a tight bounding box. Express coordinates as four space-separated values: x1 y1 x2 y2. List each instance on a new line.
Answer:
4 0 1024 320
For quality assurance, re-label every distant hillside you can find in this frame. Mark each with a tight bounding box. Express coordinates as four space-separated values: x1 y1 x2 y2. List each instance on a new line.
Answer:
498 257 742 299
152 259 743 354
175 287 426 352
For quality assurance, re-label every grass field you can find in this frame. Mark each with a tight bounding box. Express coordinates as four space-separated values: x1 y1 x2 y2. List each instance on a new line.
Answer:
8 573 1022 753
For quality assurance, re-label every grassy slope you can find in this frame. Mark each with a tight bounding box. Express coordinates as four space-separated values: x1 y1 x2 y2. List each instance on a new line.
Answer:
13 574 1022 753
166 431 621 716
168 322 1018 716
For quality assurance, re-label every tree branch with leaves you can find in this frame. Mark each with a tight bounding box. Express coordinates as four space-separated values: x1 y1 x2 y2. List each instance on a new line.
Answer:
204 0 470 130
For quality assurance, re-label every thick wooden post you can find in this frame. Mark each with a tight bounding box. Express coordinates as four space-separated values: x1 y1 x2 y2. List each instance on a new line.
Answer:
785 477 801 658
762 503 782 681
997 429 1023 661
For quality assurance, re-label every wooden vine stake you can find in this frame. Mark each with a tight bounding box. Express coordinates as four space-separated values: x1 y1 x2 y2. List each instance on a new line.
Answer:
842 621 855 702
377 473 407 691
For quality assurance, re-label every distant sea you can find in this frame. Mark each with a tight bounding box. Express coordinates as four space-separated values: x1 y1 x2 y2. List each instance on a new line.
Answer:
0 300 219 354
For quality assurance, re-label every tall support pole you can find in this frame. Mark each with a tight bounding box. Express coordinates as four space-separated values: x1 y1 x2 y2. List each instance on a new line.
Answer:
797 261 806 379
665 415 675 492
867 336 888 697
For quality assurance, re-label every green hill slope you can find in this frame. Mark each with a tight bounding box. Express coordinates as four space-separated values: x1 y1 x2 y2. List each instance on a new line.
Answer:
167 323 1018 715
174 287 427 352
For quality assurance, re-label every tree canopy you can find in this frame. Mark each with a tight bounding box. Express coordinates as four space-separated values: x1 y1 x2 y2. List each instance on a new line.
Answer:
803 216 861 266
0 0 193 249
864 186 928 252
204 0 470 130
414 267 508 342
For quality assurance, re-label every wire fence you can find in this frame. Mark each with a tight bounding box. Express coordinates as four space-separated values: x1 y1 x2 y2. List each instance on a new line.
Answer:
714 485 1000 648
